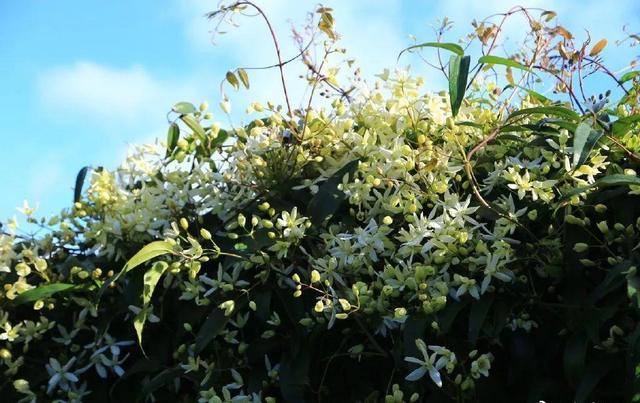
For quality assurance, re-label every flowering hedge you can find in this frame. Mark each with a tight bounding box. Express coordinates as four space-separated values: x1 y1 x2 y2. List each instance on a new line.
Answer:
1 4 640 403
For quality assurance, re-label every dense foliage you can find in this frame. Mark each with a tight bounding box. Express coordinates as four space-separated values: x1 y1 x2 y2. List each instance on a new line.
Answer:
1 4 640 402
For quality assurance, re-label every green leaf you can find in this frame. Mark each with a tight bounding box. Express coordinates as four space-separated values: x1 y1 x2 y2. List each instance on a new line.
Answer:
74 166 90 203
611 115 640 137
211 129 229 148
620 71 640 83
563 332 588 385
559 174 640 201
180 114 206 139
166 123 179 157
237 68 250 89
226 71 240 90
195 306 231 353
397 42 464 61
102 241 174 299
308 159 360 226
12 283 78 305
122 241 174 275
508 106 581 122
133 261 169 346
478 55 530 72
172 102 196 114
448 54 471 117
468 293 494 345
575 357 614 403
136 367 183 402
572 121 603 168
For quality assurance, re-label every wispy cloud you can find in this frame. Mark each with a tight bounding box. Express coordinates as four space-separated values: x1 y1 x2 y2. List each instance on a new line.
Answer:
37 62 200 125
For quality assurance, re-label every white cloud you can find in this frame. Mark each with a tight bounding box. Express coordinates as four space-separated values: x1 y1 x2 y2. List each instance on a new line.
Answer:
38 62 200 124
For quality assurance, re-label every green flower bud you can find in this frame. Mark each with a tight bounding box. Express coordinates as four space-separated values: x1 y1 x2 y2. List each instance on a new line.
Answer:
573 243 589 253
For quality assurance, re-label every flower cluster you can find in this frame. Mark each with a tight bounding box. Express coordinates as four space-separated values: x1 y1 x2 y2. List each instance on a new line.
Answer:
1 8 639 401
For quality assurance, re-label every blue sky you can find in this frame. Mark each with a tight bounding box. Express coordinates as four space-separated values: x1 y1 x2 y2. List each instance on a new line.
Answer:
1 0 638 224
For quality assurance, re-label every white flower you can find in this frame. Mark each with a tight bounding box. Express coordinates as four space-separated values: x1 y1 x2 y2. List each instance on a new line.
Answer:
45 357 79 394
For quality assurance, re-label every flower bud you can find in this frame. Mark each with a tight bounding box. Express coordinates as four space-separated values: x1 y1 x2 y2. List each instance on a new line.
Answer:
200 228 212 240
573 243 589 253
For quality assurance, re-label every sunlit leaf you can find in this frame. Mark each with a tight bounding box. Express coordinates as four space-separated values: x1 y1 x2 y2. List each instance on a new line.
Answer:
12 283 79 305
172 102 196 114
166 123 179 157
620 71 640 83
508 106 580 122
397 42 464 61
448 54 471 117
572 121 603 168
589 39 607 56
180 114 206 139
479 55 530 72
134 261 169 346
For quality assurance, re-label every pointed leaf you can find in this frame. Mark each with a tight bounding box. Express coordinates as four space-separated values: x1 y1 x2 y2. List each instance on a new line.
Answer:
180 114 206 139
166 123 179 157
448 54 471 117
620 71 639 83
589 39 607 56
468 294 494 345
508 106 580 122
398 42 464 61
74 166 90 203
12 283 79 305
134 261 169 345
563 332 588 385
102 241 174 297
559 174 640 201
195 306 231 353
308 159 360 226
479 55 530 72
572 121 603 168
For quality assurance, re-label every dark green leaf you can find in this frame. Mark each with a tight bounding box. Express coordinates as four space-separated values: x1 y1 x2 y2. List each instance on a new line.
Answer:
448 54 471 117
479 55 530 72
74 166 90 203
397 42 464 61
12 283 78 305
166 123 179 157
575 357 614 403
438 299 469 333
572 121 603 168
308 159 360 226
172 102 196 114
137 367 183 402
563 332 588 385
195 307 230 353
280 339 310 402
508 106 580 122
468 294 494 345
559 174 640 201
